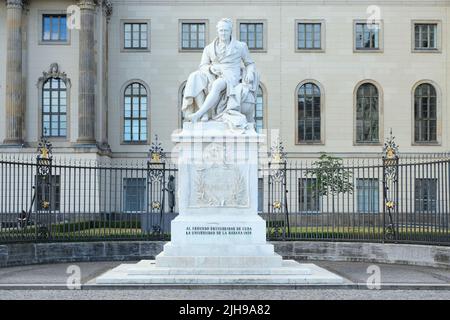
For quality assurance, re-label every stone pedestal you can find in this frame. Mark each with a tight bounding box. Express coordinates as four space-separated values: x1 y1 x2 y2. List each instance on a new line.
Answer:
96 122 344 285
163 122 278 268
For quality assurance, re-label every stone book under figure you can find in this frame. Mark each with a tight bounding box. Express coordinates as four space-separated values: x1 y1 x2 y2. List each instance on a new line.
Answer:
96 18 343 285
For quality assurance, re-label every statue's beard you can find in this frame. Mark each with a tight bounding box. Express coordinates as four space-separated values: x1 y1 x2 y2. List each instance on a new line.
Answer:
218 34 231 43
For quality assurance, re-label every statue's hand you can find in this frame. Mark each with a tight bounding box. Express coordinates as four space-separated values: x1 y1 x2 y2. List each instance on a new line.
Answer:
210 65 222 76
244 72 254 84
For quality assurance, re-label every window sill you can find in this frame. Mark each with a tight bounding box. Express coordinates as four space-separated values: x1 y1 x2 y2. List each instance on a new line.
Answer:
412 48 441 53
121 141 149 146
295 48 325 53
38 40 71 46
42 136 68 142
411 142 441 146
353 48 383 53
248 49 267 53
179 48 204 53
295 141 325 146
121 48 151 53
354 142 382 146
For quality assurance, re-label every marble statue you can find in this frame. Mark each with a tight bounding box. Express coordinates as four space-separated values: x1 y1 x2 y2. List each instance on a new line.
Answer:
182 18 260 131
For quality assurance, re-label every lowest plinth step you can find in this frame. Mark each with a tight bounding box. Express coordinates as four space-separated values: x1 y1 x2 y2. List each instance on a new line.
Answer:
127 260 311 275
155 252 283 268
95 261 345 285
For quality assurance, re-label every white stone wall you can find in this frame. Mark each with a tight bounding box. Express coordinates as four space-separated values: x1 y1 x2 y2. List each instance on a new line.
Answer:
0 2 6 143
0 0 449 158
107 0 450 156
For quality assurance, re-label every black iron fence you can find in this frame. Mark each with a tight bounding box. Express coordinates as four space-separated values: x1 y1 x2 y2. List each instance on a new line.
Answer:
0 140 449 245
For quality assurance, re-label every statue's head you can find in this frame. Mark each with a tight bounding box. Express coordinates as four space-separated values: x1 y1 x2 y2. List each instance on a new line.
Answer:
216 18 233 42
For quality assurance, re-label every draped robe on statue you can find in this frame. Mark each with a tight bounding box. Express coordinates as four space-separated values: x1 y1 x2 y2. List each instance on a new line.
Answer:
181 37 259 131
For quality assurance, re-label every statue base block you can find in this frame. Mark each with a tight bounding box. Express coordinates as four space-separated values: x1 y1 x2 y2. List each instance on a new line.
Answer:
95 122 344 285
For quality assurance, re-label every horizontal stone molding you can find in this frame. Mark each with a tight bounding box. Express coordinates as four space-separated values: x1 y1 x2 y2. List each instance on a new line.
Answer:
0 241 448 268
111 0 450 6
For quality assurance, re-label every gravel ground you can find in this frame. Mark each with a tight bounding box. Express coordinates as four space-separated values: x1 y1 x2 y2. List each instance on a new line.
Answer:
0 288 449 300
0 260 448 300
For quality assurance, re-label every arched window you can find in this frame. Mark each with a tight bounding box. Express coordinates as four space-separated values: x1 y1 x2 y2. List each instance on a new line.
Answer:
356 83 379 143
414 83 437 143
297 82 321 143
42 78 67 137
124 82 148 142
255 86 264 133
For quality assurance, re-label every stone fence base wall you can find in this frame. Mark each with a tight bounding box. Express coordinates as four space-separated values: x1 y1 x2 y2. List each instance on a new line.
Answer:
0 241 448 268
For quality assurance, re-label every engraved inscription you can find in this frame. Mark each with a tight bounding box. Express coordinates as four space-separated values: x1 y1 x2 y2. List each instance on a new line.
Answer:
185 226 253 236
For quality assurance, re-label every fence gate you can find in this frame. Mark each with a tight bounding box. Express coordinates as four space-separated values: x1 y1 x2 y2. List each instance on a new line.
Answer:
35 136 54 239
144 137 167 236
382 132 399 241
266 139 290 239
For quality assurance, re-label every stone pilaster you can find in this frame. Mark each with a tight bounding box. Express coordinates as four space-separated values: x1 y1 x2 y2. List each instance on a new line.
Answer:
76 0 97 145
99 0 112 152
3 0 24 146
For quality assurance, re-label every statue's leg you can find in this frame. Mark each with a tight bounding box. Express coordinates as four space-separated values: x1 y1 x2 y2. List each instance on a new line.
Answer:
187 78 226 123
194 93 209 121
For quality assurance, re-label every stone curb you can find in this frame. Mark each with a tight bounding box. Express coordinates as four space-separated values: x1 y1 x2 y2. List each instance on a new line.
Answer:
0 241 448 269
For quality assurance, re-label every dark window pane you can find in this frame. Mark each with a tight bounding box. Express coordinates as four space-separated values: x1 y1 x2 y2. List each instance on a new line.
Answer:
42 78 67 137
181 23 205 49
356 83 379 142
124 83 148 142
298 23 321 49
298 83 320 142
414 84 437 142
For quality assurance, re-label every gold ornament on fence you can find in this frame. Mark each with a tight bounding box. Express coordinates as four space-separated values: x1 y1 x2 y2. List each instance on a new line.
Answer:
42 201 50 209
151 201 161 210
273 200 282 210
386 201 394 209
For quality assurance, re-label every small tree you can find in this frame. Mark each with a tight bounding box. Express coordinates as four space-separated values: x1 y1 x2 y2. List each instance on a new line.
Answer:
306 153 353 220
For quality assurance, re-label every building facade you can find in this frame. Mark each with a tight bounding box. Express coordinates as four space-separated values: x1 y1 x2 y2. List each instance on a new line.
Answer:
0 0 449 162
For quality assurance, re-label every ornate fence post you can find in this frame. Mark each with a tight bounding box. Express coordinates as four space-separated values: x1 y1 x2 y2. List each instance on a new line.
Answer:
36 134 53 240
267 137 289 239
146 135 166 237
382 130 399 241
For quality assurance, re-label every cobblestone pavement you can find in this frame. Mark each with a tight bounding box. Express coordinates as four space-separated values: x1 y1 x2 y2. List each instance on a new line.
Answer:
0 260 448 300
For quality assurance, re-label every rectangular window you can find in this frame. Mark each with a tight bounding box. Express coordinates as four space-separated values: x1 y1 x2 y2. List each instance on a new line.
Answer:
356 179 379 213
124 23 148 49
297 23 322 50
299 178 320 213
415 179 437 213
36 175 61 211
414 24 437 50
42 14 67 42
239 22 264 50
123 178 146 212
355 22 380 50
181 22 206 50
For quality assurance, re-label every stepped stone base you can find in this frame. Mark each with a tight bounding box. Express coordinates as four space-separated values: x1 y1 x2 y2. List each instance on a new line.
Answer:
95 257 344 285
